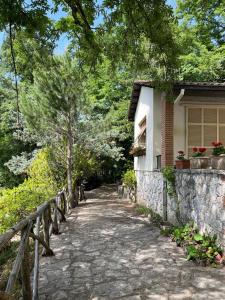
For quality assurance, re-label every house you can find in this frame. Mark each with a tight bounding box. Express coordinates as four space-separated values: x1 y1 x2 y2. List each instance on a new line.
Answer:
128 81 225 247
129 81 225 171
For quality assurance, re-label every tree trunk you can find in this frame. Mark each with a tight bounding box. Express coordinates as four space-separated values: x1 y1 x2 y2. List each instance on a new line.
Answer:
67 113 77 208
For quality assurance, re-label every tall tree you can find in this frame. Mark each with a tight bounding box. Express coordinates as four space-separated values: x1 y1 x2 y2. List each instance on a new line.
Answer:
176 0 225 81
55 0 181 83
21 54 84 207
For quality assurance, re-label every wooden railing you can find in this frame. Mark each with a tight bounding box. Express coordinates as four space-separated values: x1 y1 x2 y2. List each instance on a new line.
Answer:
0 190 68 300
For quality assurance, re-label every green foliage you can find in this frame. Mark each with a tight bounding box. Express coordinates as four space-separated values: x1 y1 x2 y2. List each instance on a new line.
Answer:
122 170 136 190
0 67 36 187
176 0 225 82
136 205 163 224
169 223 223 265
136 206 152 216
212 142 225 156
162 166 176 197
0 242 19 267
73 146 101 182
0 148 57 233
61 1 180 82
177 0 225 47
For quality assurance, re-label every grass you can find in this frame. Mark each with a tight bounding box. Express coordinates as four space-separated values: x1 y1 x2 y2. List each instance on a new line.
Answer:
136 204 163 225
0 239 35 296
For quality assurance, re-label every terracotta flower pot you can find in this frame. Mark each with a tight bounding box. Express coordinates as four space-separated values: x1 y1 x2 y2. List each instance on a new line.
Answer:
190 157 209 169
211 155 225 170
175 160 190 169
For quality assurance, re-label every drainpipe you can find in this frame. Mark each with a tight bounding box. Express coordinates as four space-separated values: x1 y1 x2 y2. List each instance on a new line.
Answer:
174 88 185 105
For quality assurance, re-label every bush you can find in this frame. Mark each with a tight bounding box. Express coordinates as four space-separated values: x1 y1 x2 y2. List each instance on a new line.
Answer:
0 148 58 233
167 223 223 266
122 169 136 189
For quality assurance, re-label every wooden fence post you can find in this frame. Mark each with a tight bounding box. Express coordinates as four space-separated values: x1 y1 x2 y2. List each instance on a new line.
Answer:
61 192 66 215
32 216 40 300
21 227 32 300
52 201 59 235
42 206 53 256
6 222 32 294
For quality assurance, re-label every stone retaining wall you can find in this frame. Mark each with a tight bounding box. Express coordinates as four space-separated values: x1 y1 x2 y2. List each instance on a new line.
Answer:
135 170 164 215
135 169 225 248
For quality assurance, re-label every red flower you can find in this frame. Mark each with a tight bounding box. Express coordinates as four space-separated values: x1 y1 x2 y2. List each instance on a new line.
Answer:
212 141 223 147
192 147 198 152
199 147 206 153
178 150 184 154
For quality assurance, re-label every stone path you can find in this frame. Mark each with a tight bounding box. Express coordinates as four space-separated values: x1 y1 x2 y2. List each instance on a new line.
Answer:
39 185 225 300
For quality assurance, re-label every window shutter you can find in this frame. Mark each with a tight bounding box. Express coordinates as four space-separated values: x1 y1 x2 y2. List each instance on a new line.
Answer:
204 109 217 123
219 109 225 123
188 125 202 145
204 125 217 146
188 108 202 123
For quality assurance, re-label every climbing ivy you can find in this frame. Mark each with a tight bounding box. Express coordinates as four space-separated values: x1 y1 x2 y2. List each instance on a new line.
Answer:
162 166 182 224
162 166 176 197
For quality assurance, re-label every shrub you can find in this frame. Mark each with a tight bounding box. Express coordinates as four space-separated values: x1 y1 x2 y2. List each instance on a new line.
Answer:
0 148 58 233
122 169 136 189
168 223 223 266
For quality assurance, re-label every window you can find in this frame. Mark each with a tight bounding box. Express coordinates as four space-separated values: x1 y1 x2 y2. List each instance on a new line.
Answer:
186 107 225 156
137 116 146 147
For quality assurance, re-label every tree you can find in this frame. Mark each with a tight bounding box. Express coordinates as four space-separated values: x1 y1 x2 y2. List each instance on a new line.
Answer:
176 0 225 81
55 0 181 83
0 62 36 187
21 54 84 208
177 0 225 48
83 57 134 179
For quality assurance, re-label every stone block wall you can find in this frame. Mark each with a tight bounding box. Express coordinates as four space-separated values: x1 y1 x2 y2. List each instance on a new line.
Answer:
135 170 164 215
135 169 225 248
175 169 225 247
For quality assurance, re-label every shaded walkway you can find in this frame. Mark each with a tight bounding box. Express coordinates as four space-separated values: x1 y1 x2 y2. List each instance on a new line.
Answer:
39 185 225 300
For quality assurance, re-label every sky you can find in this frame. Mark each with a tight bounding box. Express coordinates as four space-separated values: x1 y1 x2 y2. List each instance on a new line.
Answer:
0 0 177 55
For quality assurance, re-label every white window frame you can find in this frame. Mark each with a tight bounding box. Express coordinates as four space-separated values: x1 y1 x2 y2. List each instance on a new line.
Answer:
186 105 225 157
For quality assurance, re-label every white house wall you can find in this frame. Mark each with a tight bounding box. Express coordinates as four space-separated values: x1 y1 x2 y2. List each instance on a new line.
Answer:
153 90 162 168
134 86 154 171
174 104 186 160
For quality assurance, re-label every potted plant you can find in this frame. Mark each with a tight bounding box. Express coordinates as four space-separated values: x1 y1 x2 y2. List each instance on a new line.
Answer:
190 147 208 169
129 145 146 157
175 151 190 169
211 141 225 170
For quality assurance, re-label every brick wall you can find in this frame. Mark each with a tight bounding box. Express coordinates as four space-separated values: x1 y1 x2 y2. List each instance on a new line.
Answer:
161 100 174 167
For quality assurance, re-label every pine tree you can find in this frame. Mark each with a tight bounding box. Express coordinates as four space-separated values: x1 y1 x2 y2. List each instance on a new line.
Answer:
21 54 84 207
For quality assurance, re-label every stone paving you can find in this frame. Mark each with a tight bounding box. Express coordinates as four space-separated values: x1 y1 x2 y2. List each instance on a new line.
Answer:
39 185 225 300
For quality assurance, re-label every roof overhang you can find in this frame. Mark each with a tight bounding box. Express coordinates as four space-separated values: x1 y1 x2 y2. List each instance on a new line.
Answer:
128 81 225 121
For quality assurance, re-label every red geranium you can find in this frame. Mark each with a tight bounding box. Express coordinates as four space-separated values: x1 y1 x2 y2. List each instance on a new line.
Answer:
178 150 184 154
192 147 198 152
199 147 206 153
212 141 225 155
212 141 223 147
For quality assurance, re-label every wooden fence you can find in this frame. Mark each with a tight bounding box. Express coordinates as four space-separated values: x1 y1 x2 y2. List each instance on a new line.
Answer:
0 190 68 300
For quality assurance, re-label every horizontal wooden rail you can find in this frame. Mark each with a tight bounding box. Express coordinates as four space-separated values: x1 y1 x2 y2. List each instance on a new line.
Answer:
0 190 69 300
